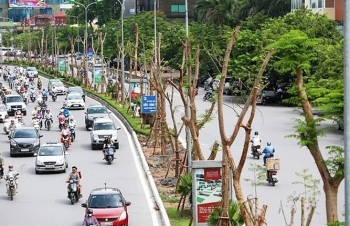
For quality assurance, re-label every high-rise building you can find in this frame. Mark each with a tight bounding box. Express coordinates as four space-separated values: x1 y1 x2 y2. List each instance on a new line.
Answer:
291 0 344 21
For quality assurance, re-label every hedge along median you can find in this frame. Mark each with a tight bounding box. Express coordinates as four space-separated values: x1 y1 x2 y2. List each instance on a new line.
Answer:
4 61 171 226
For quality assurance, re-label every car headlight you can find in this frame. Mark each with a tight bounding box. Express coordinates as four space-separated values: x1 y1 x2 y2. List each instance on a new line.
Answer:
36 160 43 165
22 107 26 110
93 134 99 140
10 140 16 146
57 158 64 164
119 211 127 221
88 116 93 120
33 140 40 146
6 106 10 111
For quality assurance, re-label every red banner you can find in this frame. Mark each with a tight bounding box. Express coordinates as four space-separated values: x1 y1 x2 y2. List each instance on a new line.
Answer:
197 202 221 223
204 168 221 180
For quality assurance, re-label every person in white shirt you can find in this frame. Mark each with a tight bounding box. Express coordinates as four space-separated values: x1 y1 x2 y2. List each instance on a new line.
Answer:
250 131 261 153
44 110 53 128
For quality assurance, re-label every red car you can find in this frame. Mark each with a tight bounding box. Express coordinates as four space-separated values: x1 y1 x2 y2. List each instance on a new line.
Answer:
81 187 131 226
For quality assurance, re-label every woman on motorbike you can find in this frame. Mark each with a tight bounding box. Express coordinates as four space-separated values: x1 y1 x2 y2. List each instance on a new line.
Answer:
82 209 99 226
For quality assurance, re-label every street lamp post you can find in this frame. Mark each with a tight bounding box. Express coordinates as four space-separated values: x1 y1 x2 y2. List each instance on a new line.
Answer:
46 4 60 70
67 15 79 53
66 0 103 86
116 0 125 102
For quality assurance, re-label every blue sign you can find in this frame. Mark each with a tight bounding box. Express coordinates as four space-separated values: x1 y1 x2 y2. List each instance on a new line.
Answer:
141 95 157 114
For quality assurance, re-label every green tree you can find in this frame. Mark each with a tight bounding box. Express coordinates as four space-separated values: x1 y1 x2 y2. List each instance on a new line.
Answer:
207 200 244 226
269 29 344 223
193 0 238 28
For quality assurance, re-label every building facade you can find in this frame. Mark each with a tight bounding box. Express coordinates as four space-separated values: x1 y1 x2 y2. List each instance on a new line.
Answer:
291 0 344 21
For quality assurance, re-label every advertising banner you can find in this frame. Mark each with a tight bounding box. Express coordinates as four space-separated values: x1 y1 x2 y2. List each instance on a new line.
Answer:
93 65 102 83
58 58 68 72
192 161 231 225
129 78 148 105
9 0 46 8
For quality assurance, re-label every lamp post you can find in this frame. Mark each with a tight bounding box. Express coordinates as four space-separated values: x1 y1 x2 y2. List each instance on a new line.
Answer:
66 0 103 86
116 0 125 102
66 15 79 53
46 4 60 70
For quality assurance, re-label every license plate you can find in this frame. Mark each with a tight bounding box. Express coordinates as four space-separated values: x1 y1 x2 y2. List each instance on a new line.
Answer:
45 165 55 168
21 148 30 152
73 104 79 107
101 223 113 226
272 175 277 179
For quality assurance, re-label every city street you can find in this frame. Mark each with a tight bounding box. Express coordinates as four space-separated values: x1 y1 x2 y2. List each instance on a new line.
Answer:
166 86 345 225
0 70 162 226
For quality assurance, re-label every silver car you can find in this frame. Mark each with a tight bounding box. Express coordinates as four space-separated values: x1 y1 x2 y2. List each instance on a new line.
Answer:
26 67 38 78
90 118 121 150
65 93 85 110
51 82 66 95
34 141 68 174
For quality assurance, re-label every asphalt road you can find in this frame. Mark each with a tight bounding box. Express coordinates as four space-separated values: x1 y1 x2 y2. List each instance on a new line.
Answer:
0 69 162 226
166 87 345 225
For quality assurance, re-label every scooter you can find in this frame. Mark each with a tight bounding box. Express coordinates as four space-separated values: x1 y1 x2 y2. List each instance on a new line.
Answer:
6 173 19 201
58 120 65 131
37 82 42 90
104 145 115 165
203 89 213 101
45 118 52 131
66 179 80 205
62 134 70 149
69 125 76 142
251 144 262 159
32 120 40 131
51 92 57 102
265 155 278 186
30 93 36 103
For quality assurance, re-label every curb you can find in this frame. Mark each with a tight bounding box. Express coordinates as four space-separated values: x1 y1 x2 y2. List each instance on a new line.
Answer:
38 71 171 226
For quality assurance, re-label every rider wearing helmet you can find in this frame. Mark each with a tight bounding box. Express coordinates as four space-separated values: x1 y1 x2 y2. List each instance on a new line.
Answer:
4 165 19 190
102 136 116 160
250 131 261 152
82 209 99 226
42 89 48 100
44 109 53 128
61 124 71 146
262 141 275 166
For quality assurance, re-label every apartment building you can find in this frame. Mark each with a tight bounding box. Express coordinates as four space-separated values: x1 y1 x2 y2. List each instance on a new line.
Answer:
291 0 344 21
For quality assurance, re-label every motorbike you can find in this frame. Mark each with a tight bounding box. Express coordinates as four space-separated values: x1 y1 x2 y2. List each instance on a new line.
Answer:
62 134 70 149
251 143 262 159
67 179 80 205
22 96 29 104
40 106 47 118
0 164 3 179
51 92 57 102
45 118 52 131
104 145 115 165
203 89 213 101
37 82 42 90
42 95 48 102
30 93 36 102
59 120 65 131
69 125 76 142
3 119 10 134
32 120 40 131
3 73 7 81
6 173 19 201
265 155 278 186
24 83 29 90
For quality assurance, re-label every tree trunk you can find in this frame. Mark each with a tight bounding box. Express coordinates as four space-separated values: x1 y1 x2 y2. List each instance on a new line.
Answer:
324 184 338 222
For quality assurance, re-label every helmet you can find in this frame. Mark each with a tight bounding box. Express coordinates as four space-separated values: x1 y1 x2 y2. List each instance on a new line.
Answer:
8 165 13 170
53 86 55 88
254 131 258 136
46 110 50 112
43 89 45 91
87 209 93 214
267 141 271 146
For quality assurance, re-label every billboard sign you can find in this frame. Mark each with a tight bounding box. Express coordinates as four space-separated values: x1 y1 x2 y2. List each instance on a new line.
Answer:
10 0 46 8
129 78 148 105
93 65 102 83
58 56 68 72
141 95 156 114
192 161 232 225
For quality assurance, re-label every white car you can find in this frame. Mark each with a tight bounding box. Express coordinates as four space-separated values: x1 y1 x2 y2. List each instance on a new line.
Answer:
25 67 38 78
0 104 8 122
34 141 68 174
51 82 66 95
65 93 85 110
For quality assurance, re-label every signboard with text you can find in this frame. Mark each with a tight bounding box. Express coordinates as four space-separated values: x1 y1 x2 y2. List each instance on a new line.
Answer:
93 65 102 83
192 161 231 225
141 95 156 114
128 78 148 105
10 0 46 8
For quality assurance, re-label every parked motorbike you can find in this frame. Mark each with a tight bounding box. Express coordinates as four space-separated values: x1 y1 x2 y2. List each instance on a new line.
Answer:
62 134 70 149
104 145 115 165
30 93 36 103
203 89 213 101
250 144 262 159
69 125 76 142
66 179 80 205
6 173 19 201
51 92 57 102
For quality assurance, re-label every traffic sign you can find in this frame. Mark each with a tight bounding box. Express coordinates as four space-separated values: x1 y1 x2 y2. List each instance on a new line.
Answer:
141 95 157 114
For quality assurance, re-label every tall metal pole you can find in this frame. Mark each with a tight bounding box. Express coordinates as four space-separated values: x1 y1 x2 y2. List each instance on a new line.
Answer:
154 0 157 64
121 1 125 102
85 5 88 85
185 0 192 172
343 0 350 224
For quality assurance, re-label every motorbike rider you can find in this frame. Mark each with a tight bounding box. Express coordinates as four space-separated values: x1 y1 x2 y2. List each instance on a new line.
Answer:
19 85 25 94
32 106 38 117
22 90 29 102
82 209 99 226
262 141 275 166
51 86 57 95
42 89 48 101
15 110 23 119
58 112 65 128
37 77 42 84
63 105 70 117
44 109 53 128
9 119 16 131
65 166 82 198
0 153 4 178
4 165 19 191
68 116 76 127
103 136 116 160
61 124 72 146
35 109 43 119
31 116 40 128
250 131 262 153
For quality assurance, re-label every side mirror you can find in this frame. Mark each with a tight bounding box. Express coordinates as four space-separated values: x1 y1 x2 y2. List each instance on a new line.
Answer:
108 111 111 114
39 135 43 138
88 128 92 131
65 98 67 100
81 203 87 208
116 127 121 130
8 135 11 139
84 112 87 114
125 201 131 206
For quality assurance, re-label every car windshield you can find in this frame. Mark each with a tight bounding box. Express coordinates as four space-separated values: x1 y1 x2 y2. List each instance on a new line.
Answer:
53 83 64 87
0 106 6 111
88 107 108 114
39 146 63 156
88 194 123 208
70 87 83 93
13 129 37 138
68 95 82 100
93 122 115 130
27 68 36 71
7 96 23 102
